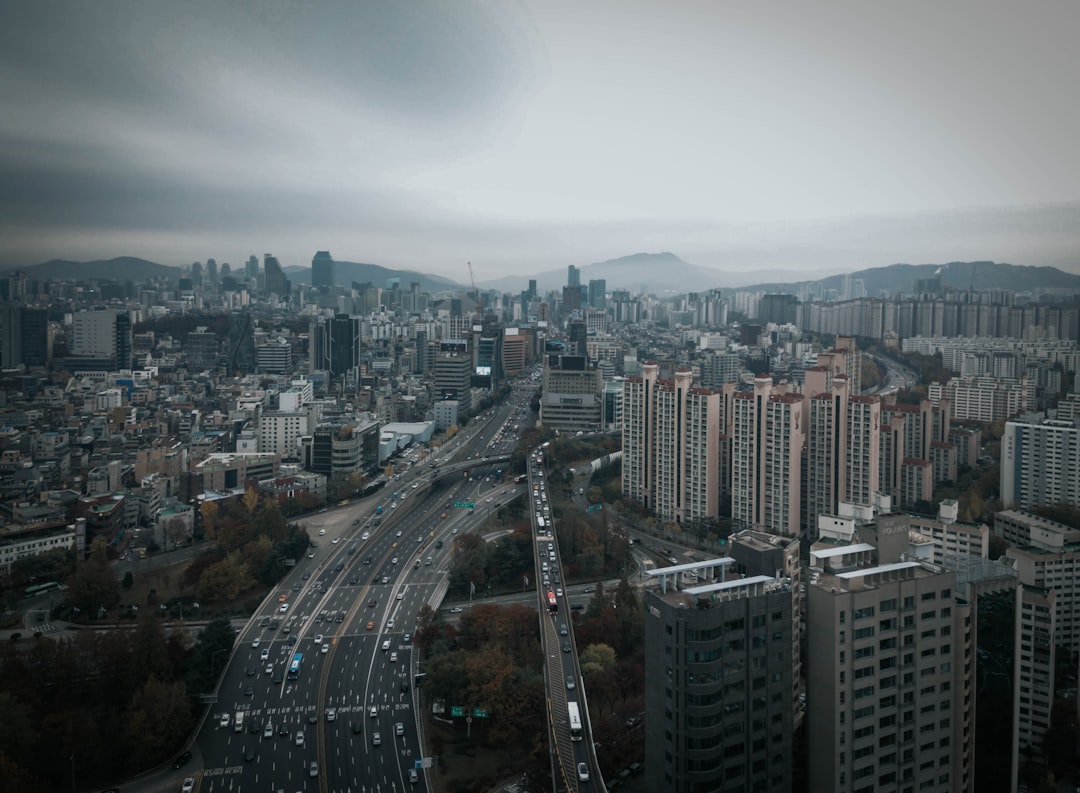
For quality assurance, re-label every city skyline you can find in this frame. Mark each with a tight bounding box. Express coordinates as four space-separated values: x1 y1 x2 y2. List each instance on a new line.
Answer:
3 2 1080 279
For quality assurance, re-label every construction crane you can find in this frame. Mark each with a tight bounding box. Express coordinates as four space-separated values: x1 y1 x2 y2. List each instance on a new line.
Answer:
467 261 482 316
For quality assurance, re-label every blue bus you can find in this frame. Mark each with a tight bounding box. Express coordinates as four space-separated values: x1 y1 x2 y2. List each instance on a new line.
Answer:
287 653 304 680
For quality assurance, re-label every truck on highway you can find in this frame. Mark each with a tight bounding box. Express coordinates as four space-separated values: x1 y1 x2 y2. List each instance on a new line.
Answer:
234 710 244 733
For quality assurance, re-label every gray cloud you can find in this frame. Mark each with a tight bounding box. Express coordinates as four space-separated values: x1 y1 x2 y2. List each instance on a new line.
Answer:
1 1 1078 277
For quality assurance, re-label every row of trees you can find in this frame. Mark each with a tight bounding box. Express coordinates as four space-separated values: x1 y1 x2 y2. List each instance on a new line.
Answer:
0 613 237 791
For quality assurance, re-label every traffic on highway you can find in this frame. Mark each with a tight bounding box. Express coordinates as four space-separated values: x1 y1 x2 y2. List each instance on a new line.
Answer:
187 386 536 792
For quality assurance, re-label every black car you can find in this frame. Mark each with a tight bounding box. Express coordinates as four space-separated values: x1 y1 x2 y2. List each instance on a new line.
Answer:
243 747 256 762
245 665 256 677
308 713 318 725
351 720 363 734
335 614 344 623
248 720 260 734
570 603 584 611
287 635 297 645
278 723 290 736
562 642 571 653
368 599 377 608
268 619 279 630
302 572 311 579
244 685 254 696
400 680 410 693
172 750 192 768
364 556 372 565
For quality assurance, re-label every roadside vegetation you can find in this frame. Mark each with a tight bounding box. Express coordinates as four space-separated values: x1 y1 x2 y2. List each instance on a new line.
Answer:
0 489 310 790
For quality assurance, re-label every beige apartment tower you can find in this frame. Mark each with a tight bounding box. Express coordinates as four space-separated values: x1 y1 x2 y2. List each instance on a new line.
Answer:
732 376 804 536
621 364 724 524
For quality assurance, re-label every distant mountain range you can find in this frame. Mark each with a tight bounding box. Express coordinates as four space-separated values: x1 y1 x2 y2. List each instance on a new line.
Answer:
3 253 1078 299
0 256 180 282
745 260 1080 296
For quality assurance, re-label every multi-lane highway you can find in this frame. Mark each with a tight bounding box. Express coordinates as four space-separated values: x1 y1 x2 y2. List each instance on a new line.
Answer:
188 386 535 792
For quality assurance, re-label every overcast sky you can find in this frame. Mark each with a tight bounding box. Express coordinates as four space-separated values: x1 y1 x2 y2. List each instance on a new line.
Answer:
2 1 1079 281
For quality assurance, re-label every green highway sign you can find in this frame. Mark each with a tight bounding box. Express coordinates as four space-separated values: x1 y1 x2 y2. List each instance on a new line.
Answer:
586 504 602 513
451 705 465 717
454 501 476 509
473 707 489 718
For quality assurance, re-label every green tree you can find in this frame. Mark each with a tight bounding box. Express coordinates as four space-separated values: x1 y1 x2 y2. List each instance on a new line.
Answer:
579 643 617 677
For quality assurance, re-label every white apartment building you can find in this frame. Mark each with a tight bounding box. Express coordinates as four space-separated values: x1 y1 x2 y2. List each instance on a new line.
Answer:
1000 414 1080 510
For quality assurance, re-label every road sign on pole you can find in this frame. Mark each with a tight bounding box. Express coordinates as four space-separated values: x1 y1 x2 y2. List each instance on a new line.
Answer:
453 501 476 509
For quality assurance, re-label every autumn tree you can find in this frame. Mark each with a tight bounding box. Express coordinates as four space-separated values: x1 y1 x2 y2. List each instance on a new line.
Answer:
197 552 254 603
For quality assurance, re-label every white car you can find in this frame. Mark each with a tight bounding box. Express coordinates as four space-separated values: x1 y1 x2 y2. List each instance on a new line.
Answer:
314 634 323 644
577 762 590 782
264 662 273 674
332 537 341 544
279 603 288 613
386 618 395 629
181 778 195 793
251 637 260 648
260 648 269 661
219 713 230 728
321 642 329 654
318 528 326 535
295 730 305 746
361 532 370 540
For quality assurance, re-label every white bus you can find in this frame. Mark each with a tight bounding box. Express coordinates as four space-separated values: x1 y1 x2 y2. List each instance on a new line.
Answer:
567 701 582 741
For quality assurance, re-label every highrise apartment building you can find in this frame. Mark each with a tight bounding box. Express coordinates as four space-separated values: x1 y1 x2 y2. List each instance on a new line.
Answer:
732 376 804 536
804 370 882 538
644 565 794 793
1000 414 1080 510
622 363 733 523
807 543 976 793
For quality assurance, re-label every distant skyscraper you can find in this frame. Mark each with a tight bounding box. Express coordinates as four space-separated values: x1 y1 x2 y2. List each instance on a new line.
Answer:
245 254 259 280
206 258 218 287
227 310 256 375
263 253 289 297
567 264 580 287
587 278 606 308
311 250 335 289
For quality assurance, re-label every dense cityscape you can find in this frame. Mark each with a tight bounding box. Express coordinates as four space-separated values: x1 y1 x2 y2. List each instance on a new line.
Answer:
0 253 1078 793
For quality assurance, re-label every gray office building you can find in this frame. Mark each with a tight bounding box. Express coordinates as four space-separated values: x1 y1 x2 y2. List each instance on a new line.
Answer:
645 562 794 792
311 250 335 289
